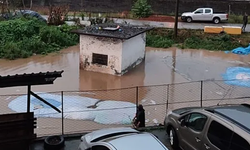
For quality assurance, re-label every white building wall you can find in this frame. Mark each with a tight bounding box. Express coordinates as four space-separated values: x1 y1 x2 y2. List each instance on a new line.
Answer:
80 35 122 75
121 33 146 74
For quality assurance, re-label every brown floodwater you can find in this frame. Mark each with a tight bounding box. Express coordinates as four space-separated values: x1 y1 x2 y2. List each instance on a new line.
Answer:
0 45 250 95
1 45 250 136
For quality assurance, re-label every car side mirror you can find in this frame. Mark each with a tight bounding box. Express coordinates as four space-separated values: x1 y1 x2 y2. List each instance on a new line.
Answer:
180 119 187 127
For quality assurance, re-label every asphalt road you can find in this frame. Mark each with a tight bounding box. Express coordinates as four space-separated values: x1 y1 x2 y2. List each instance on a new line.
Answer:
113 18 250 32
41 15 250 32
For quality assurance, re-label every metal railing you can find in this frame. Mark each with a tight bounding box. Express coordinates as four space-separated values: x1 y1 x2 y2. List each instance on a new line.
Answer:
0 80 249 137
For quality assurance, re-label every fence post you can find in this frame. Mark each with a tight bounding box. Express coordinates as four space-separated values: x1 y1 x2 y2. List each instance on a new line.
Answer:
200 81 203 108
61 91 64 135
166 84 169 110
136 86 139 106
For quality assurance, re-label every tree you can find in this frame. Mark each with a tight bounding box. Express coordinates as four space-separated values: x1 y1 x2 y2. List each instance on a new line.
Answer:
131 0 152 18
29 0 32 9
22 0 25 8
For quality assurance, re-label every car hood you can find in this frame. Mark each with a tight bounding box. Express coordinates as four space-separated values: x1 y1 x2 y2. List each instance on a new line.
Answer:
172 107 200 115
83 127 138 143
181 12 193 16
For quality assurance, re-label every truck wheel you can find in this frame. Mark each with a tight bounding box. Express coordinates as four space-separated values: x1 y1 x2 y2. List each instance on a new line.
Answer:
186 17 192 23
168 127 179 149
213 18 220 24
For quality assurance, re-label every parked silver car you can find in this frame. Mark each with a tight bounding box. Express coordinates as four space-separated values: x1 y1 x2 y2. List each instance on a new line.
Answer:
164 104 250 150
78 127 169 150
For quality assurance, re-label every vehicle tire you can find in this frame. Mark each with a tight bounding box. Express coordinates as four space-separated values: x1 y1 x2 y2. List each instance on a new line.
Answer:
186 17 192 23
44 135 65 150
213 17 220 24
168 127 179 150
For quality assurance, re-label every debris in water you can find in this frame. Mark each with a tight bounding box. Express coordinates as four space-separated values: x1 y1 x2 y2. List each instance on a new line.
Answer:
153 119 158 124
141 99 147 103
216 92 223 95
149 100 156 105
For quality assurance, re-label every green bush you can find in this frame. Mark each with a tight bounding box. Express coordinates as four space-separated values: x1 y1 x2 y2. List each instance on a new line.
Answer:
0 17 79 60
183 34 242 50
146 35 175 48
146 28 246 51
131 0 152 18
228 14 243 24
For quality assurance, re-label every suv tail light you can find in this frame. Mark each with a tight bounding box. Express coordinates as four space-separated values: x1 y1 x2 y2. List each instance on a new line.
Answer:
226 14 228 19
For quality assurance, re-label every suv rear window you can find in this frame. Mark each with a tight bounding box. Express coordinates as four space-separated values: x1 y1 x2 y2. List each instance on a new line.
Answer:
207 121 232 149
230 132 250 150
207 121 250 150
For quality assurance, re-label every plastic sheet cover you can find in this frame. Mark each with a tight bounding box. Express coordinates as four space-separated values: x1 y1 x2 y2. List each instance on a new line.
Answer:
222 67 250 87
225 44 250 55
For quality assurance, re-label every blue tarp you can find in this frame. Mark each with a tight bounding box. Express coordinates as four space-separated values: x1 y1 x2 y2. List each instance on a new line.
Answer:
222 67 250 88
225 44 250 55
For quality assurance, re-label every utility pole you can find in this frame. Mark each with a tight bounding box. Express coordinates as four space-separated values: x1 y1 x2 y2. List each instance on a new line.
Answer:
174 0 180 38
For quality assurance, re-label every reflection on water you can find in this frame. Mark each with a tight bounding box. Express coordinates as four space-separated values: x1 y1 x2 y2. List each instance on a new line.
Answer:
0 46 250 95
2 46 250 135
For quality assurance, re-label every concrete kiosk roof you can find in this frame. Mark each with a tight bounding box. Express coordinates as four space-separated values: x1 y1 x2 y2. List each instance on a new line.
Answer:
72 23 153 40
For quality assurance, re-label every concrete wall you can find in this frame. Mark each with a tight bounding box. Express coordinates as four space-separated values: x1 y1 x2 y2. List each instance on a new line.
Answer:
31 0 250 15
79 34 146 76
79 35 122 75
121 33 146 75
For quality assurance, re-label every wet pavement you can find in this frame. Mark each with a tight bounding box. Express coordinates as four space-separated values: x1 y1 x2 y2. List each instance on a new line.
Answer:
30 128 172 150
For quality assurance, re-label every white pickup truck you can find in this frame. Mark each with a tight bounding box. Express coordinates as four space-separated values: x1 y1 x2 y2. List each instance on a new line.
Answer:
181 8 228 24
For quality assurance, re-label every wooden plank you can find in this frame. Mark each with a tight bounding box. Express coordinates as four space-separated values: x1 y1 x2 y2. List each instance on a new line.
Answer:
0 112 34 122
0 118 36 126
0 134 36 143
0 112 37 146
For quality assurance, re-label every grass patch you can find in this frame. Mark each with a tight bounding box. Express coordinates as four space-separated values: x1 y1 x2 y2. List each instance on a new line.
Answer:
146 28 248 51
0 17 79 60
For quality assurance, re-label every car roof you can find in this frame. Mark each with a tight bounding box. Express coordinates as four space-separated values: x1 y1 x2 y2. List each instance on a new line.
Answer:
211 104 250 133
106 133 168 150
84 127 138 143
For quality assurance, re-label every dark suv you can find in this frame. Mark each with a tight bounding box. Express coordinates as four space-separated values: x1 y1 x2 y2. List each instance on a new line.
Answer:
164 104 250 150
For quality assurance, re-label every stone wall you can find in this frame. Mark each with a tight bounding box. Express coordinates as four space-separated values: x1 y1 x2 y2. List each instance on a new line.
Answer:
29 0 250 15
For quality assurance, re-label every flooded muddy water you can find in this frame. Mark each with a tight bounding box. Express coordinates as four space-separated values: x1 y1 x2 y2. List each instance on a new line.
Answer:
1 46 250 136
0 45 249 95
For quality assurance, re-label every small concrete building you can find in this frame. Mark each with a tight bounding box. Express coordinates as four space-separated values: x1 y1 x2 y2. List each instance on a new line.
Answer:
73 24 152 76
